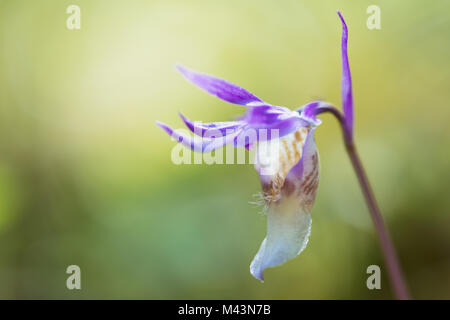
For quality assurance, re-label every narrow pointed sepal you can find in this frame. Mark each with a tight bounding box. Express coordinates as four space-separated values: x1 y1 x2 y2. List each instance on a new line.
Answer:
176 65 263 106
178 112 244 136
156 120 243 152
337 11 354 140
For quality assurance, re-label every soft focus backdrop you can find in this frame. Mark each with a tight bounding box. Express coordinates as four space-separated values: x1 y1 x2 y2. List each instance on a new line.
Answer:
0 0 449 299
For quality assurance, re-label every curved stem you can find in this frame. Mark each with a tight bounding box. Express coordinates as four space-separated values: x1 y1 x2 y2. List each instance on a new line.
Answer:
316 106 410 300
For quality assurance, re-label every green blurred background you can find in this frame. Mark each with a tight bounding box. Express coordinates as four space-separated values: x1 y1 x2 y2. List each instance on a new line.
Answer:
0 0 449 299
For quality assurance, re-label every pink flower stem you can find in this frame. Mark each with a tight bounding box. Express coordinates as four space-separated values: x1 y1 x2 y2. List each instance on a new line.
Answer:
317 106 410 300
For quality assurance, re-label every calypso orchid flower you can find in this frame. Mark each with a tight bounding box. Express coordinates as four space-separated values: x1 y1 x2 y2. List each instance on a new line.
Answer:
156 13 346 282
157 12 410 297
156 65 328 281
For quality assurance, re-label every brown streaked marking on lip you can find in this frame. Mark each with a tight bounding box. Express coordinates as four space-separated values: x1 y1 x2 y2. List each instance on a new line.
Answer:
299 152 318 182
299 153 319 196
292 140 301 163
282 178 296 197
294 130 303 142
303 174 319 197
279 153 287 177
298 176 319 205
263 173 285 205
282 139 291 163
262 181 276 203
300 170 315 188
262 181 272 194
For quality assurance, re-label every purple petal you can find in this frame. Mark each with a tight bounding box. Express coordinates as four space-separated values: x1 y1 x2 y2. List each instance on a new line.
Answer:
156 121 242 152
176 65 264 106
179 112 245 136
244 104 291 127
298 101 323 126
241 104 310 142
338 11 354 140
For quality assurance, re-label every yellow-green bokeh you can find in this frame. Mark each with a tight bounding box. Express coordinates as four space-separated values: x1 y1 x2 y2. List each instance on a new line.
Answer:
0 0 449 299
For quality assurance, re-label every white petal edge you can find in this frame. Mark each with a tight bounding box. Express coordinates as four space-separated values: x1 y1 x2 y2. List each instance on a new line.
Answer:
250 196 312 282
